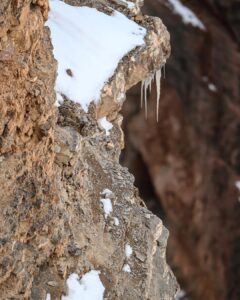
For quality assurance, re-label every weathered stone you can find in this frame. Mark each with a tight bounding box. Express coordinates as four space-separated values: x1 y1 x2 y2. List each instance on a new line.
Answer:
0 0 177 299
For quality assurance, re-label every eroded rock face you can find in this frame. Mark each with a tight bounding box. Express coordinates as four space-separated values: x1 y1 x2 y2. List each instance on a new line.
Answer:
121 1 240 299
0 0 177 299
204 0 240 44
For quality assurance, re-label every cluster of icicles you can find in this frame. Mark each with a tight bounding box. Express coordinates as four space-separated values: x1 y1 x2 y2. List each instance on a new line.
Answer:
140 67 163 122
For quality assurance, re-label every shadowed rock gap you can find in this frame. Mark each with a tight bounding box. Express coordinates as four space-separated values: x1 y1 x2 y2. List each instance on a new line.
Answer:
121 84 191 300
120 85 165 221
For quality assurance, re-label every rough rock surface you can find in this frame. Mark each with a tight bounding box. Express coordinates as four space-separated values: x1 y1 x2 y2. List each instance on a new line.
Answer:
0 0 177 299
121 0 240 299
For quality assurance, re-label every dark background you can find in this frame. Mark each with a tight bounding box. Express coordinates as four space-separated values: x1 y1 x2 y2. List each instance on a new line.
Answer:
121 0 240 299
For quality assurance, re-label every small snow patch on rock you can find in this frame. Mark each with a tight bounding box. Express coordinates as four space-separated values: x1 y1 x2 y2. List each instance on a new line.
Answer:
46 294 51 300
166 0 205 30
98 117 113 136
121 0 135 9
175 289 186 300
56 93 64 107
208 83 217 92
235 181 240 191
113 217 119 226
235 181 240 202
62 271 105 300
123 264 131 273
125 244 133 258
100 198 113 218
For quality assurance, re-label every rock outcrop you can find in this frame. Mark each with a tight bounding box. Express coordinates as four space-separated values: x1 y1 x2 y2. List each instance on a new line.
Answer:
0 0 177 299
121 0 240 299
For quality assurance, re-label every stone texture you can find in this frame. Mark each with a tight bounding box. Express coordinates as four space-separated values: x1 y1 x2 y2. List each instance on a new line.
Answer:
0 0 177 299
204 0 240 45
121 1 240 299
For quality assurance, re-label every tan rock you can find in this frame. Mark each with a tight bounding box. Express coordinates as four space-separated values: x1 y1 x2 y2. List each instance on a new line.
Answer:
0 0 177 299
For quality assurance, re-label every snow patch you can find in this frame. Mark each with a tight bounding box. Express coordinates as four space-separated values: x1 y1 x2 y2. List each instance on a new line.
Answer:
202 77 217 92
121 0 135 9
122 264 131 273
235 181 240 191
62 271 105 300
166 0 205 30
125 244 133 258
46 294 51 300
235 181 240 202
175 289 186 300
47 0 146 111
100 198 113 218
208 83 217 92
98 117 113 136
113 217 119 226
56 92 64 107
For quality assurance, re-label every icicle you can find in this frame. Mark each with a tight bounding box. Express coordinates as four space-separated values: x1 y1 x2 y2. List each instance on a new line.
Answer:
140 72 157 120
144 79 148 119
141 80 144 108
155 69 161 122
149 73 154 93
142 73 154 119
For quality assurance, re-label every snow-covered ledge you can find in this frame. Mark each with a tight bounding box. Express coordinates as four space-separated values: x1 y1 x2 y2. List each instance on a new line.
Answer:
49 1 174 298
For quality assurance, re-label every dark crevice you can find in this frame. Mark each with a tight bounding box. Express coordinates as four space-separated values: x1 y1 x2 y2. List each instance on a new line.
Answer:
120 149 165 220
120 86 166 221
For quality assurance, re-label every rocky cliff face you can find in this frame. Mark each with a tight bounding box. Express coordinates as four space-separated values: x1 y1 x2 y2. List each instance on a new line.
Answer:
0 0 177 299
121 1 240 299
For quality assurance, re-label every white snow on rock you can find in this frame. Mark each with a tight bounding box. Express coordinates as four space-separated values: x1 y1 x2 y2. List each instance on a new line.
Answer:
46 294 51 300
235 181 240 191
56 92 64 107
47 0 146 111
235 181 240 202
122 264 131 273
62 271 105 300
121 0 135 9
98 117 113 136
113 217 120 226
125 244 133 258
202 77 217 92
208 83 217 92
166 0 205 30
100 198 113 218
175 289 186 300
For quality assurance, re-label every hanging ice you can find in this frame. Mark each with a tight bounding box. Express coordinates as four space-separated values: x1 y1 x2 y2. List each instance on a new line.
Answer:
141 73 154 119
140 68 162 121
155 69 161 122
